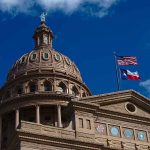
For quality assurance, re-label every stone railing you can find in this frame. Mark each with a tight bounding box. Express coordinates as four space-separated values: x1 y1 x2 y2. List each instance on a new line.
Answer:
19 120 76 140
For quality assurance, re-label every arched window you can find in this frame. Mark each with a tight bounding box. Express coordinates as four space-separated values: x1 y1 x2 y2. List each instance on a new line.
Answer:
16 85 23 95
29 81 37 93
82 92 86 97
58 82 67 93
5 91 11 99
72 86 79 97
44 81 52 92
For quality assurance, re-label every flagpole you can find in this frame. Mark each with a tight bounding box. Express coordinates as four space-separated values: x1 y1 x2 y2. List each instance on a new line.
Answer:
113 52 121 91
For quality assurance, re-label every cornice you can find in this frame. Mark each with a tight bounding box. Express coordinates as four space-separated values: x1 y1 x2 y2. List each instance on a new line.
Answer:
67 99 99 114
0 92 73 114
80 90 149 103
96 108 150 126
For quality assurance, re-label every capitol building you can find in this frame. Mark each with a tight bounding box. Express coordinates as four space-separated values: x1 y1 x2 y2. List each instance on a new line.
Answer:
0 16 150 150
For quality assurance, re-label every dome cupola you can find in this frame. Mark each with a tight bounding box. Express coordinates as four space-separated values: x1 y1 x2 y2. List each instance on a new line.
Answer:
33 13 54 49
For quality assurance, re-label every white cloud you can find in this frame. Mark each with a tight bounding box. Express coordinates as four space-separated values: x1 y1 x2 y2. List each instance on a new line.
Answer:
0 0 35 15
139 79 150 96
37 0 83 13
0 0 121 18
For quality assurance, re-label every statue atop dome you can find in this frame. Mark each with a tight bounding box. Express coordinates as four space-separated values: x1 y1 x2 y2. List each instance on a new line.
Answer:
40 12 47 22
33 12 54 49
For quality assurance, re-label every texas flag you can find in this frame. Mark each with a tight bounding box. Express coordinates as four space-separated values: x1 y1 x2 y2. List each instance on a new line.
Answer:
120 69 141 80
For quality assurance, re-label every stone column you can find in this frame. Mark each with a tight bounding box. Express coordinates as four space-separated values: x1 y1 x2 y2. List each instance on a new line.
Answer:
15 109 19 129
54 106 58 127
0 116 2 150
57 105 62 127
36 105 40 124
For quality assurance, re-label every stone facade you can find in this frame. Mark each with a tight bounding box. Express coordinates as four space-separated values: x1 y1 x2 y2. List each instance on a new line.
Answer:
0 19 150 150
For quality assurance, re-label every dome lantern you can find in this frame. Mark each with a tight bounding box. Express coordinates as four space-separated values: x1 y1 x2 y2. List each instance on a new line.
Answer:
33 13 54 49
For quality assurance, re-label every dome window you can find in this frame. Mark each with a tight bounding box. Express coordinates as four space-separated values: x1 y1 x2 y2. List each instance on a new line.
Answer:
29 82 37 93
58 82 67 93
17 88 22 95
65 57 71 66
82 92 86 97
54 53 61 62
44 81 52 91
72 86 79 97
43 53 49 60
16 85 23 95
43 34 49 45
21 57 26 63
30 53 37 61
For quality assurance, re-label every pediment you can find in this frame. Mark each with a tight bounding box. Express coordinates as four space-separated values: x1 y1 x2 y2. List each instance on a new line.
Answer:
100 101 150 119
81 90 150 119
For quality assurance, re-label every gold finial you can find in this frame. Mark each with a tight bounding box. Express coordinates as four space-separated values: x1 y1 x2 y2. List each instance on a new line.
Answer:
40 12 47 22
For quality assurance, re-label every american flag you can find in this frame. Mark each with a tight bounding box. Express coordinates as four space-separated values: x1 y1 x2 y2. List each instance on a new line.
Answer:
116 56 138 66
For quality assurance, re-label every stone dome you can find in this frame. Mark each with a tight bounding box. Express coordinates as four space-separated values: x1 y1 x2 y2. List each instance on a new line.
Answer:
7 21 82 82
7 48 82 82
0 18 91 100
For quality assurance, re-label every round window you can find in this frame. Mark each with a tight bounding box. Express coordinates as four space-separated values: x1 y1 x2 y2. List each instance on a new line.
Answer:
110 127 119 136
96 124 105 134
43 53 49 60
138 131 146 141
124 129 133 138
125 102 136 113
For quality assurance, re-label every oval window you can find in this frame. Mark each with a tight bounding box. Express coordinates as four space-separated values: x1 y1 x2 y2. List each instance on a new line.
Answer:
21 56 26 63
31 53 37 61
43 53 49 60
125 102 137 113
65 57 71 65
54 53 61 62
124 129 133 138
111 127 119 136
138 131 146 141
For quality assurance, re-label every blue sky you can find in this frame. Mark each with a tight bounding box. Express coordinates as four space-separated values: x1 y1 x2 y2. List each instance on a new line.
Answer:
0 0 150 97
